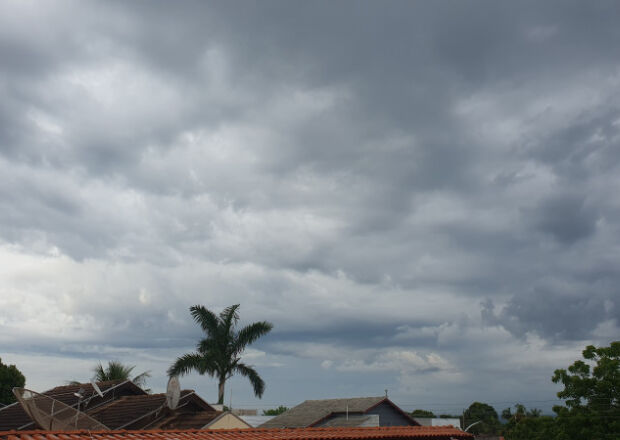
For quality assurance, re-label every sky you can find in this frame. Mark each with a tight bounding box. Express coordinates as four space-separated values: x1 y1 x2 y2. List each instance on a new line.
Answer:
1 0 619 416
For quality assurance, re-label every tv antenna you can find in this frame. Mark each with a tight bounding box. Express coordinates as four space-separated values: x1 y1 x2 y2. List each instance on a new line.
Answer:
166 376 180 410
13 387 109 431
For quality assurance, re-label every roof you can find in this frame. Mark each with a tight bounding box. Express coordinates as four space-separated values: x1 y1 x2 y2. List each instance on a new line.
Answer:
320 415 379 428
412 419 461 428
259 397 417 428
239 415 275 428
0 381 146 431
151 412 221 429
202 411 253 429
0 426 473 440
86 391 215 429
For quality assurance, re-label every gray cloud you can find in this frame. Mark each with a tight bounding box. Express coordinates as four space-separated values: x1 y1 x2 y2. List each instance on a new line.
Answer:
1 0 620 411
529 193 598 244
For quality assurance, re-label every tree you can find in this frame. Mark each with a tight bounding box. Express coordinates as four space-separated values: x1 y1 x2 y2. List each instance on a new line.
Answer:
463 402 501 435
438 414 459 418
503 415 559 440
168 304 273 404
551 341 620 439
70 361 151 391
0 358 25 405
500 404 556 440
263 405 288 416
93 361 151 389
411 409 435 418
501 404 540 423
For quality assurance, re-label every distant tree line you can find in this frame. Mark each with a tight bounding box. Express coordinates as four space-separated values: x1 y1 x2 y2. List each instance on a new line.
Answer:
410 341 620 440
263 405 289 416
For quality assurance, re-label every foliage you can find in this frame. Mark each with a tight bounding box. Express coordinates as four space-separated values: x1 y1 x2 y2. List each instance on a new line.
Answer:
69 361 151 392
263 405 289 416
438 414 459 418
411 409 435 418
501 404 558 440
0 358 26 405
93 361 151 389
463 401 501 435
503 415 560 440
501 404 541 422
168 304 273 404
551 341 620 440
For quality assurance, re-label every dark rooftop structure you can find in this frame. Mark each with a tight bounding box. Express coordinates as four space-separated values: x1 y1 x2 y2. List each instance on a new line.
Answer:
86 390 215 429
0 380 146 432
259 397 419 429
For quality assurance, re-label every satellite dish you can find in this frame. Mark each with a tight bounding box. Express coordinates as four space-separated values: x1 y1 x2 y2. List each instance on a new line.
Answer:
12 387 109 431
91 380 104 398
166 376 181 410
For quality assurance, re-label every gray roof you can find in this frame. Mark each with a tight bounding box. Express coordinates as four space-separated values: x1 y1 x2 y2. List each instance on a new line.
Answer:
239 415 275 427
318 414 380 427
258 397 386 428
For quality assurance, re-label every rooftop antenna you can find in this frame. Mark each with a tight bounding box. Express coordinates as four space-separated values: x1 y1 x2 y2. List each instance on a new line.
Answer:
385 389 388 398
12 387 108 431
90 380 104 398
166 376 181 410
73 387 85 425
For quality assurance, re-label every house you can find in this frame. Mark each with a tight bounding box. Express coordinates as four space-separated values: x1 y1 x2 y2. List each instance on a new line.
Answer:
85 390 217 429
413 417 461 429
0 426 474 440
259 396 419 428
239 415 275 427
0 381 247 431
0 380 146 432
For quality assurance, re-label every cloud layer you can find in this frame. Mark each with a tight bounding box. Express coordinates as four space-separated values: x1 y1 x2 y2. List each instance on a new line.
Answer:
1 0 619 414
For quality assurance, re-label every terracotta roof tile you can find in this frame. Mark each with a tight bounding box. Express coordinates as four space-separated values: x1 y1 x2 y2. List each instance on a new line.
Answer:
0 426 473 440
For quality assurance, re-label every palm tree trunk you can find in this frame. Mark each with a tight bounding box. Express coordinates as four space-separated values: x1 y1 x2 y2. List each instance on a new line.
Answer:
218 377 225 405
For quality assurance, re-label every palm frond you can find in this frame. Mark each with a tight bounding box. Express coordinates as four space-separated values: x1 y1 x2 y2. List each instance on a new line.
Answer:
106 361 135 380
168 352 216 377
221 304 240 334
198 337 222 356
93 362 107 382
190 305 220 335
232 321 273 356
234 363 265 398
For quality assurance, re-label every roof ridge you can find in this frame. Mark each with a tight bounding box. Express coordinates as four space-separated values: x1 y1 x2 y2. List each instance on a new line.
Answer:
44 379 125 392
303 396 385 402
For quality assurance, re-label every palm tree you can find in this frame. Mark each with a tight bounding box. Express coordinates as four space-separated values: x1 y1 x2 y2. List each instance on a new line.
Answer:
168 304 273 404
93 361 151 389
69 361 151 390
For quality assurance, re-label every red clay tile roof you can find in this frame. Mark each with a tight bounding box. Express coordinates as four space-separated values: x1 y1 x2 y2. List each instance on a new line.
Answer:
0 426 473 440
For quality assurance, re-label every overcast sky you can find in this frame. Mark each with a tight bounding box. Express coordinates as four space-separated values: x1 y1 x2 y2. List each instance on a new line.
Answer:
1 0 619 415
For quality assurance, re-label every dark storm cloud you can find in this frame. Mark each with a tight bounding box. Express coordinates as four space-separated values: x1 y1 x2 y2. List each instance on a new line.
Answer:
529 193 598 244
1 0 620 404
